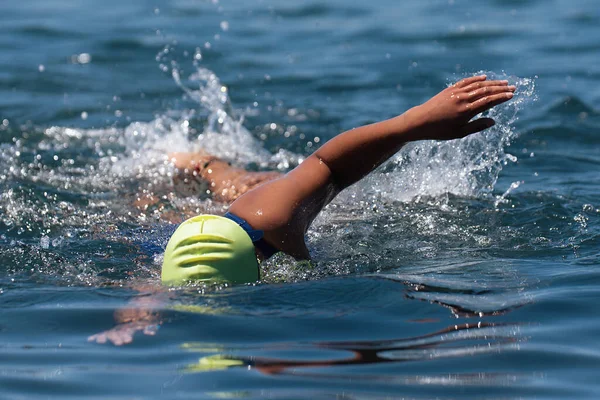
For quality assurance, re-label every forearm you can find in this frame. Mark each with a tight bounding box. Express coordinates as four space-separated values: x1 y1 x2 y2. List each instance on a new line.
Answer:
169 152 283 203
113 285 163 324
314 106 423 189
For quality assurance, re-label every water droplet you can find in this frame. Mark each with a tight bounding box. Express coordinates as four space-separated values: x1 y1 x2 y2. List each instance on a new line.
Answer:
81 111 88 120
582 204 595 213
77 53 91 64
38 64 45 72
220 21 229 31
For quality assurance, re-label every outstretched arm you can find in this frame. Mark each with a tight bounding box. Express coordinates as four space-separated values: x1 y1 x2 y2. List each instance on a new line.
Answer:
229 75 515 257
313 75 514 189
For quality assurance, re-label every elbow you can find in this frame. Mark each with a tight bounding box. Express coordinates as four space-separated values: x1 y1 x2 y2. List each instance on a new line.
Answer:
312 151 346 196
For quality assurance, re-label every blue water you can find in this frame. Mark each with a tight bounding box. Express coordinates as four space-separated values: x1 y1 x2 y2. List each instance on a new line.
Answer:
1 0 600 398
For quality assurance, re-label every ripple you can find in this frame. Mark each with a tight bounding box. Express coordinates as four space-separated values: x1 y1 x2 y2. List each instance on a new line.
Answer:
15 25 83 38
546 96 598 116
273 4 368 18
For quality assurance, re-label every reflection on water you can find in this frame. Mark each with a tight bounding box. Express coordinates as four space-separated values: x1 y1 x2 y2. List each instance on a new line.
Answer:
183 320 523 376
173 275 528 392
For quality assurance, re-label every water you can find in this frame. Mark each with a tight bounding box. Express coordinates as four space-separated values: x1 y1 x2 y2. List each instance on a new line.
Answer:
1 0 600 398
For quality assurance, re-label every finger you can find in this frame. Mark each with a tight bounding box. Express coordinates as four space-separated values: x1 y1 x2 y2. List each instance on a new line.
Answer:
467 85 516 102
454 75 487 88
459 118 495 137
467 92 514 116
107 330 124 346
462 80 510 93
144 325 159 335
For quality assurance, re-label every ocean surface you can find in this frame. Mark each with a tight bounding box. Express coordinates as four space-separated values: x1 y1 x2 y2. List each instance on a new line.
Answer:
1 0 600 398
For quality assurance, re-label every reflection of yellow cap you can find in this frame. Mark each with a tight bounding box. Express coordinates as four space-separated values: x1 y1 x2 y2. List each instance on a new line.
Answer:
172 304 230 316
184 355 245 372
162 215 259 285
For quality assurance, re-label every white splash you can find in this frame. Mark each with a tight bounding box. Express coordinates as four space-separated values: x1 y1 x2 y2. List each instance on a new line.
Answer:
353 73 536 203
171 66 271 165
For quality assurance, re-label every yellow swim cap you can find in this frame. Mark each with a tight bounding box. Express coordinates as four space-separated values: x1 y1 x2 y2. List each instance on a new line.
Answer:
161 214 259 285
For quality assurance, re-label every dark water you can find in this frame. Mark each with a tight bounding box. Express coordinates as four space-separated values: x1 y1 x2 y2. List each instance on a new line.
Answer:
1 0 600 398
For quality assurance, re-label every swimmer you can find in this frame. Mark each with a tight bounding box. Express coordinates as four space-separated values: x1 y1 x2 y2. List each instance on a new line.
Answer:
89 75 515 345
163 75 516 285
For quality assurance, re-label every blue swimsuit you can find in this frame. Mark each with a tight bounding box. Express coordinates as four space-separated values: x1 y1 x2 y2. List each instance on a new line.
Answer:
224 212 279 259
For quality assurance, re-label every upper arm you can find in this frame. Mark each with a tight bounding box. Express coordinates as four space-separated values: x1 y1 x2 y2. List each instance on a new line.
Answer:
228 154 339 257
284 154 340 206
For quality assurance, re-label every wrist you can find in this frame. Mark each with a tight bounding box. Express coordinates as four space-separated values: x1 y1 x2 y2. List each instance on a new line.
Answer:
391 105 429 142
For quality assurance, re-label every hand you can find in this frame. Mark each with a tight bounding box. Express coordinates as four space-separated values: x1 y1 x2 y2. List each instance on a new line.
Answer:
410 75 516 141
88 320 160 346
88 306 160 346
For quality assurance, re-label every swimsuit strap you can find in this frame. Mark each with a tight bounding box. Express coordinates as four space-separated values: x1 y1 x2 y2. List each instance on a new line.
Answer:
223 212 264 242
224 212 279 259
